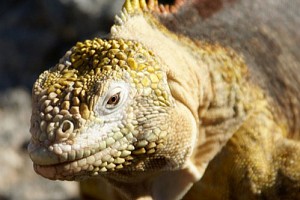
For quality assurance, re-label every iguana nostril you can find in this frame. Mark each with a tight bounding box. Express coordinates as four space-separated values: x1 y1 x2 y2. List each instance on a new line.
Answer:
62 121 72 132
56 120 74 141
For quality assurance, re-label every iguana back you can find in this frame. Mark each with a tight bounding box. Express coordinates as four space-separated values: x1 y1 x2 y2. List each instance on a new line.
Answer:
158 0 300 138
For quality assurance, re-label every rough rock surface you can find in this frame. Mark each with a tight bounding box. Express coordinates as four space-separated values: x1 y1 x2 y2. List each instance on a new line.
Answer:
0 0 123 199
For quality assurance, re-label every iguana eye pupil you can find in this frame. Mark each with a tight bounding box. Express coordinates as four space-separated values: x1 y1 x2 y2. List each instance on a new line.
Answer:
107 92 121 107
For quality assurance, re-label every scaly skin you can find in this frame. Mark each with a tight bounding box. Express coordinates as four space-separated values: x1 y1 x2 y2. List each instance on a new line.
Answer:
28 0 300 199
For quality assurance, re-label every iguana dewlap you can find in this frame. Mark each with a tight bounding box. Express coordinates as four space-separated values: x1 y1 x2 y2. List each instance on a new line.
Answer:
28 0 300 199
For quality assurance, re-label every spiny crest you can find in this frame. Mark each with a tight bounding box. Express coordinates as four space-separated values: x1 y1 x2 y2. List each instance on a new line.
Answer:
114 0 184 27
123 0 158 14
122 0 185 14
114 0 151 27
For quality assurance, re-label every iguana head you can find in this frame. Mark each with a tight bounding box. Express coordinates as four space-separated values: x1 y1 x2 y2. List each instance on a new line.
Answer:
29 1 197 181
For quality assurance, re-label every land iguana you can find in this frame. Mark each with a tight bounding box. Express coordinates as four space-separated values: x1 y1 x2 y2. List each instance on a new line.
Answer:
28 0 300 199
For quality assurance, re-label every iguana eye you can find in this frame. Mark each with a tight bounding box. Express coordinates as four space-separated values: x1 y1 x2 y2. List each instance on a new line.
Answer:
106 92 121 108
97 82 130 115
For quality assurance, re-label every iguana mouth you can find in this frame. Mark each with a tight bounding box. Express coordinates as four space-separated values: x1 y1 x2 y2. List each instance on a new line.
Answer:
29 139 122 180
32 156 98 181
28 140 95 180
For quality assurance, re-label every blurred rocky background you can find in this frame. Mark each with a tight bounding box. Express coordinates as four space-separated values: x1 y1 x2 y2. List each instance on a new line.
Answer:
0 0 123 199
